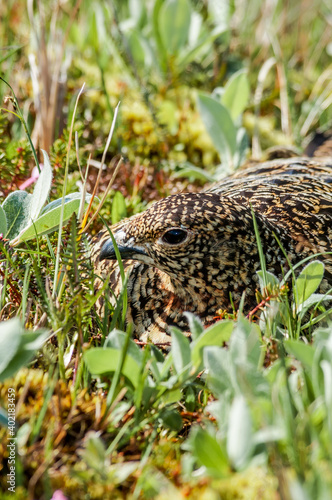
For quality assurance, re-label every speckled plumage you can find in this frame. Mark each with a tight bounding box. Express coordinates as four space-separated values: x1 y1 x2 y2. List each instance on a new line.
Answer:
92 157 332 343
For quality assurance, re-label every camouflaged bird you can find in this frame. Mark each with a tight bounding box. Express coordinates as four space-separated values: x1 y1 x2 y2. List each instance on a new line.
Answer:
92 157 332 343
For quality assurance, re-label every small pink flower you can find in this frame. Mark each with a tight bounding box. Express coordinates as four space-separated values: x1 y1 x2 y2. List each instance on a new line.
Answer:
19 164 43 190
50 490 68 500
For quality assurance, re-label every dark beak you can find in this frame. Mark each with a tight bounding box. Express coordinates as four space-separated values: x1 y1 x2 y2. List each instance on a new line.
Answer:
100 237 147 261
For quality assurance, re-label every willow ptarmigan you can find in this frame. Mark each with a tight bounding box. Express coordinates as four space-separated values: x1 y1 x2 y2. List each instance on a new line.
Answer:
92 157 332 343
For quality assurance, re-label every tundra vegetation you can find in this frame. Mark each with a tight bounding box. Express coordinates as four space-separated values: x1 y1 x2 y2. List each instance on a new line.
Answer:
0 1 332 498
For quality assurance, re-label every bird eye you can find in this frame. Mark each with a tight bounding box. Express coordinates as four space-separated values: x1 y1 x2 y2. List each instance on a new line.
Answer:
161 228 188 245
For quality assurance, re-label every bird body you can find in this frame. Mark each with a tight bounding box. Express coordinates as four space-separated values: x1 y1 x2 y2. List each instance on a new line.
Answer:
92 158 332 343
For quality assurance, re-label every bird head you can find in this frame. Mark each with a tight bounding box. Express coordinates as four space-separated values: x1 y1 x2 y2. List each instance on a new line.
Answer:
99 192 257 289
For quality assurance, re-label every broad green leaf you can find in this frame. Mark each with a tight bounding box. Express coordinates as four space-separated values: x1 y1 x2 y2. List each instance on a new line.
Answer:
197 93 237 167
0 320 49 381
227 395 253 470
321 360 332 411
188 10 202 48
149 358 161 382
229 317 261 368
191 320 233 370
184 385 196 412
129 0 147 27
295 260 324 306
204 346 232 397
22 331 49 350
233 127 249 168
0 204 7 235
171 327 191 375
264 359 283 384
313 328 332 347
40 192 89 215
29 150 52 221
173 163 215 183
284 340 314 370
208 0 232 32
0 348 43 382
297 293 332 314
253 426 285 445
106 330 143 365
80 432 106 471
159 0 191 55
184 312 204 340
111 191 127 225
156 349 173 381
221 69 250 120
84 348 141 388
177 24 225 69
206 398 230 430
152 0 168 73
128 30 147 67
257 270 280 290
0 318 22 374
85 3 109 51
17 193 91 242
109 462 139 485
160 388 182 405
160 409 183 431
190 426 229 477
88 9 99 51
2 191 32 239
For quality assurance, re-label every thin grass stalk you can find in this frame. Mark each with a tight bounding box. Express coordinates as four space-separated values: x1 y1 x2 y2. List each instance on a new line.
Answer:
252 58 276 158
45 235 55 261
273 45 291 136
0 259 9 313
251 206 268 288
300 75 332 137
301 308 332 330
0 46 23 65
80 101 121 233
107 277 129 333
48 0 82 144
82 156 123 233
311 287 332 314
0 76 40 173
99 212 128 325
53 83 85 298
75 130 84 181
77 154 91 224
134 345 151 417
98 60 114 120
105 417 134 456
28 0 82 150
22 264 31 323
105 326 132 410
30 364 58 443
